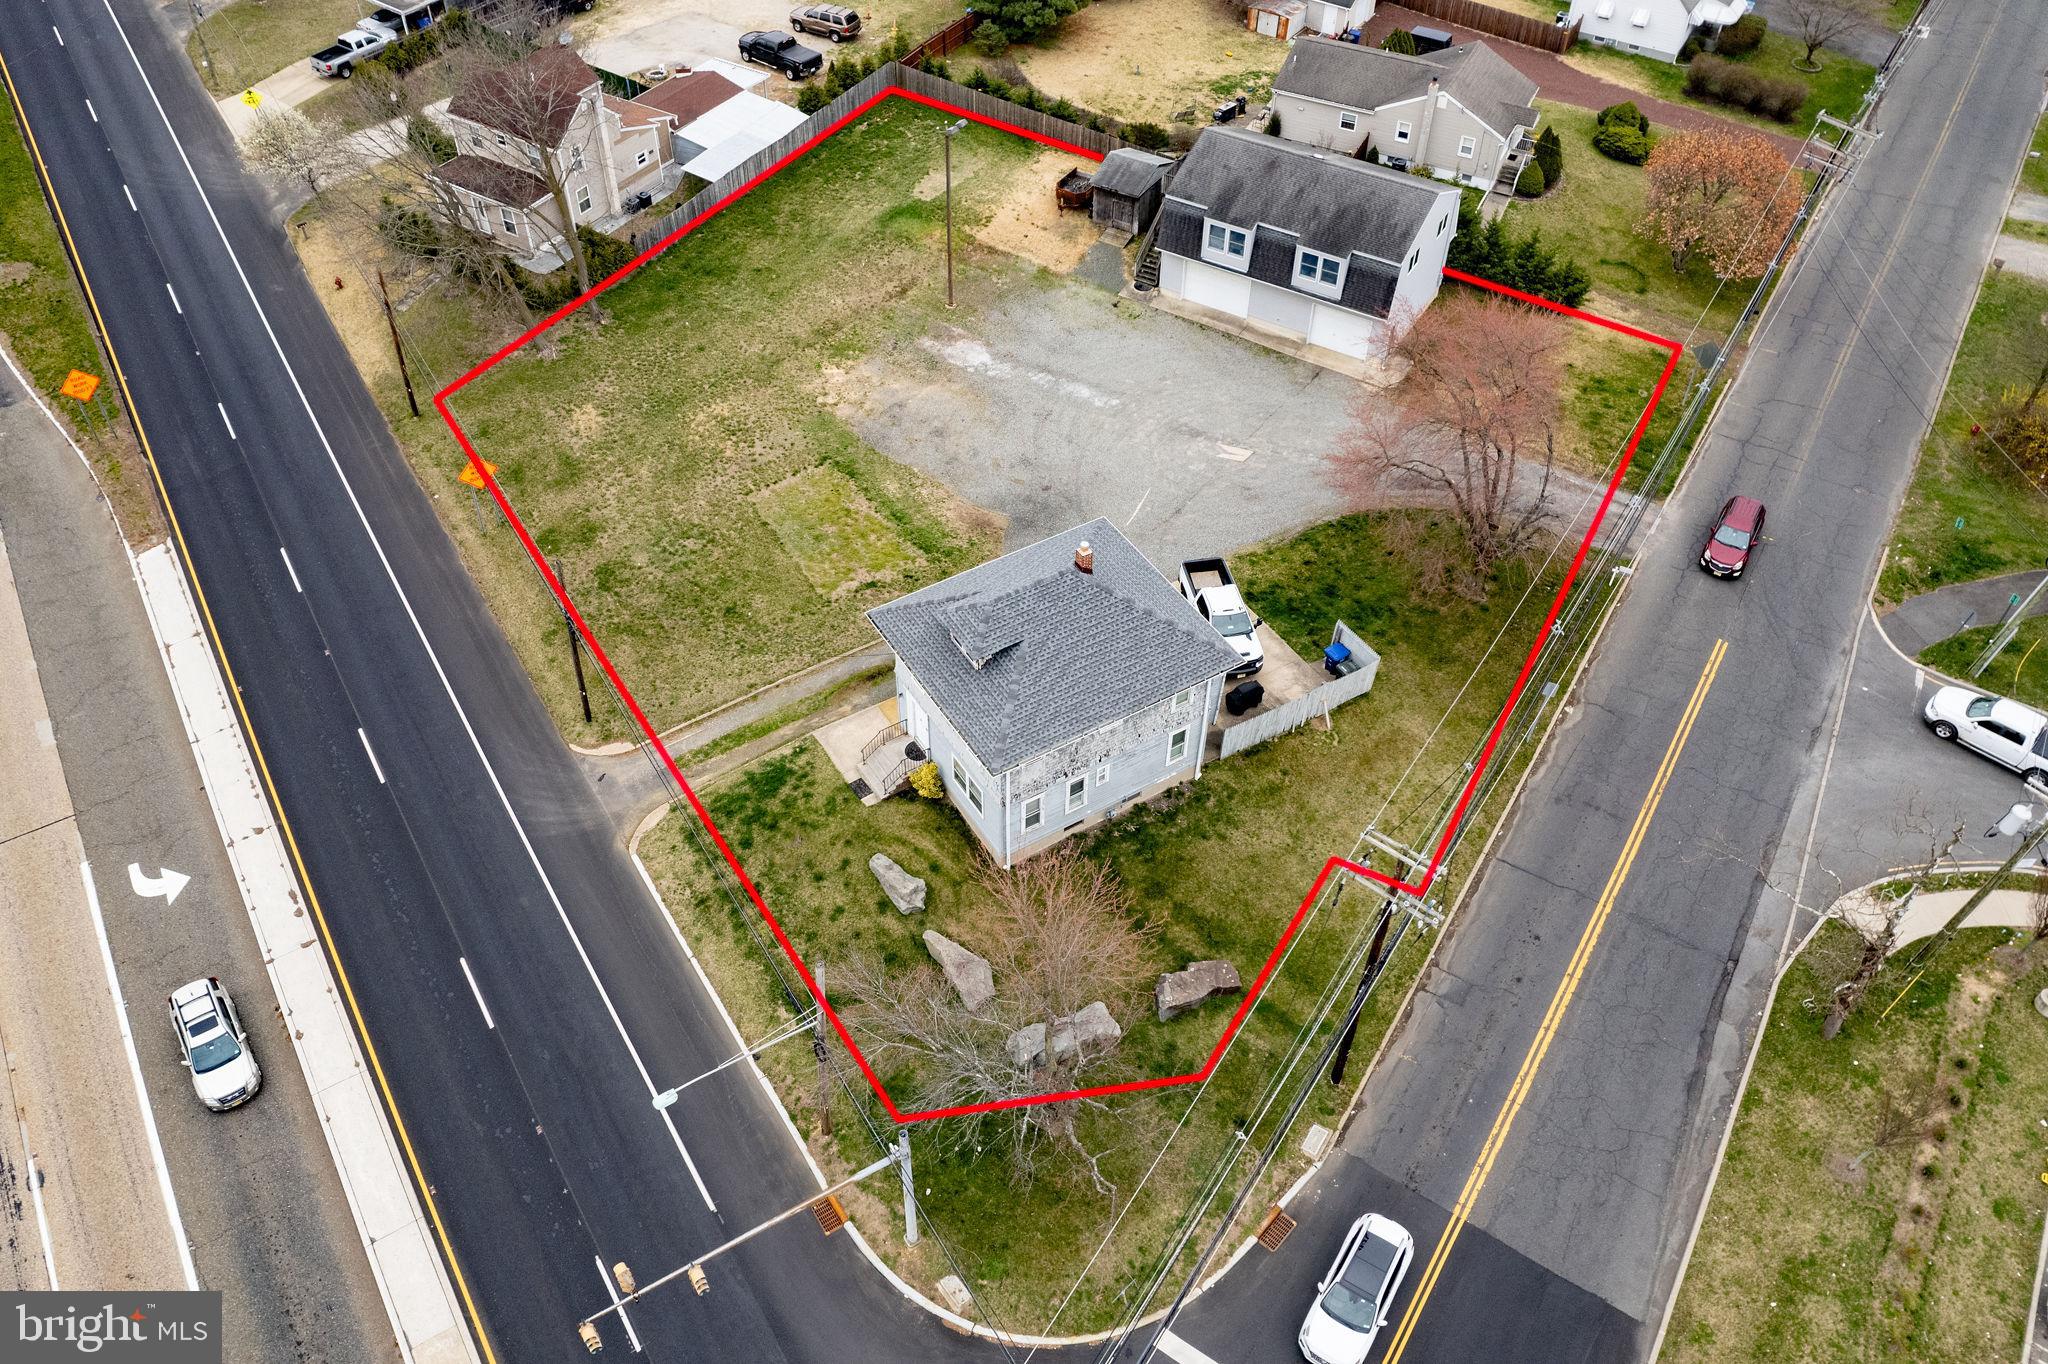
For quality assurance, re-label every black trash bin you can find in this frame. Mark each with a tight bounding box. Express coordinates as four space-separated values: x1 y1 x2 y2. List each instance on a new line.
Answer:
1225 679 1265 716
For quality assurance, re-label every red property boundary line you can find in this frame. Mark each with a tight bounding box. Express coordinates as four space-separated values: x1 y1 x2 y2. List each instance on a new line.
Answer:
431 88 1683 1123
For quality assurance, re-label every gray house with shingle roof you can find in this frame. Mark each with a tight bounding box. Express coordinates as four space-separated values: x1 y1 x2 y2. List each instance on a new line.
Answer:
1271 37 1540 191
866 520 1241 866
1153 127 1460 362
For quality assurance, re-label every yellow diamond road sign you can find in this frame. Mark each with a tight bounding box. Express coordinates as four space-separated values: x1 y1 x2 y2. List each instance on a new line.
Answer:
238 88 264 110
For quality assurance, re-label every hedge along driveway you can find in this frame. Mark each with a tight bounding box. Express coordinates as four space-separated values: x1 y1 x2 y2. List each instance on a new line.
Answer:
434 100 1063 744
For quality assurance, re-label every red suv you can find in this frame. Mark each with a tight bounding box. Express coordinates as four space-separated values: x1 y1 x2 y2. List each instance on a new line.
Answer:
1700 495 1765 578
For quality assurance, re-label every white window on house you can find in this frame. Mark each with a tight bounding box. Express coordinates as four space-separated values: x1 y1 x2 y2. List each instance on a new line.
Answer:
500 207 517 234
575 184 592 214
1339 111 1358 130
1169 728 1190 763
570 146 585 171
1205 221 1249 259
494 131 507 148
1174 688 1192 707
470 134 483 150
473 195 491 229
951 757 966 790
1408 247 1421 269
1437 213 1449 236
1630 6 1649 23
636 149 652 167
524 143 542 165
1023 795 1043 831
1297 248 1343 288
1066 775 1087 812
1458 134 1478 159
1394 120 1412 143
967 775 984 812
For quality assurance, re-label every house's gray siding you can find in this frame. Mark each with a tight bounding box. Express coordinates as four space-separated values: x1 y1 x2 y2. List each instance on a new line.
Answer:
1271 92 1370 155
1276 91 1517 187
1002 688 1208 862
896 662 1004 853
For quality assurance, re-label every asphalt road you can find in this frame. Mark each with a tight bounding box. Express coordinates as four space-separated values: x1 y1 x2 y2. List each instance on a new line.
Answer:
0 367 392 1358
0 4 1006 1361
1163 3 2048 1361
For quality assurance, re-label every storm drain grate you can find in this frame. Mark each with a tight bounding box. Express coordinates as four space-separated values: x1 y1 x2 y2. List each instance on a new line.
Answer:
1255 1207 1296 1252
811 1194 848 1236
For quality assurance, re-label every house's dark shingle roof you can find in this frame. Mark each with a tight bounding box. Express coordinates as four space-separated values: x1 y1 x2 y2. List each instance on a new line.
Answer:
1154 127 1441 318
628 69 744 125
1089 147 1171 199
867 520 1240 775
448 44 598 147
432 153 550 207
1274 37 1539 142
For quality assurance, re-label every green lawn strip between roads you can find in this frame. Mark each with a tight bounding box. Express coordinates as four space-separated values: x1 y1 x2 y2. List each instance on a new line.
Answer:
1878 269 2048 606
1663 927 2048 1363
0 106 112 404
2021 114 2048 199
1567 34 1875 137
186 0 365 95
1920 617 2048 712
419 102 1037 744
640 511 1554 1330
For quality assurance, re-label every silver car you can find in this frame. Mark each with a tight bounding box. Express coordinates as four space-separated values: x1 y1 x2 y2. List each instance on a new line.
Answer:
169 977 262 1112
1299 1212 1414 1364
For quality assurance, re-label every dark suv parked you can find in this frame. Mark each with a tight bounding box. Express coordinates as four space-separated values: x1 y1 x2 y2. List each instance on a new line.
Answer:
738 29 824 79
790 4 862 41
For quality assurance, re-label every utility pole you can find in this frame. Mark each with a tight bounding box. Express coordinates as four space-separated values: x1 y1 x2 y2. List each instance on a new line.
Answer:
377 270 421 419
1328 896 1393 1087
551 557 594 723
1898 796 2048 975
187 0 218 92
813 960 831 1138
896 1130 918 1246
1968 561 2048 678
940 118 967 309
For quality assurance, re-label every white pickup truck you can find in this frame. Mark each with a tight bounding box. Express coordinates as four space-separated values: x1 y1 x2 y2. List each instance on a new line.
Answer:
1179 557 1264 678
308 26 393 78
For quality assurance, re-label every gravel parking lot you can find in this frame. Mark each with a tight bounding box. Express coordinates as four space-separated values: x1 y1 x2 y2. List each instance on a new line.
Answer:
838 280 1361 566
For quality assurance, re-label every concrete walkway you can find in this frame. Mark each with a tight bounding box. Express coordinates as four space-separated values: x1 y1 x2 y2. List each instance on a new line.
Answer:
1877 568 2048 657
1996 234 2048 282
1837 881 2045 949
1362 4 1808 159
214 61 331 141
2012 191 2048 225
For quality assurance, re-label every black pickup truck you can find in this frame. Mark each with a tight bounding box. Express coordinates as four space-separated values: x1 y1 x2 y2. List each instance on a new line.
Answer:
738 30 824 79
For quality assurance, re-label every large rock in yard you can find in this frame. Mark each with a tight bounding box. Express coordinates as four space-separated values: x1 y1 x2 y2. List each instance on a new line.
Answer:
869 853 926 914
1005 1022 1047 1070
1049 1001 1121 1062
922 929 994 1011
1156 960 1242 1022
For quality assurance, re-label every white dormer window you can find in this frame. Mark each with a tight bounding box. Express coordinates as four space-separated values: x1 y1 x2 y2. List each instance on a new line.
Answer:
570 146 585 171
1595 0 1614 14
1630 5 1649 21
1295 247 1346 299
1458 134 1478 159
494 130 507 147
1394 120 1412 142
1202 219 1251 271
1339 111 1358 130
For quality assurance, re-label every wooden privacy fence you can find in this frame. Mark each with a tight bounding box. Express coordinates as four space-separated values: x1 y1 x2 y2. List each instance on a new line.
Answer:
632 62 1120 255
903 11 978 68
1219 624 1381 759
1395 0 1581 52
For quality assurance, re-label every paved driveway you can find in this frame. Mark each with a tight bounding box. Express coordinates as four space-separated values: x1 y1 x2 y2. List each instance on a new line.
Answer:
841 280 1362 565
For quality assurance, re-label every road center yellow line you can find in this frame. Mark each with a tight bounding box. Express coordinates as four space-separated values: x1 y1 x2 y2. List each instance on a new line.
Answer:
1383 638 1729 1362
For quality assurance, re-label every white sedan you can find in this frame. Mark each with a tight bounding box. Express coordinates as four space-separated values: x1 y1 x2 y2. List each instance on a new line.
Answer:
1923 686 2048 780
168 977 262 1112
1299 1212 1414 1364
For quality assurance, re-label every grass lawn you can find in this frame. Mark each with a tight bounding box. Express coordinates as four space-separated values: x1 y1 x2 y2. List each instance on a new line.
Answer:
352 100 1064 744
1007 0 1285 124
1661 926 2048 1362
641 509 1558 1330
1568 33 1876 135
186 0 364 94
1921 617 2048 710
0 101 159 540
2022 115 2048 198
2004 218 2048 246
1877 269 2048 605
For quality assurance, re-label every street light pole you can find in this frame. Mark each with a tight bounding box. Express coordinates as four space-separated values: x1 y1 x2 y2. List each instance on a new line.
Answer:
1898 792 2048 975
941 118 967 309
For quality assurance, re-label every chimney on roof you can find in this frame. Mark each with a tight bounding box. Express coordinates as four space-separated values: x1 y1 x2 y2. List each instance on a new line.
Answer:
1075 542 1094 574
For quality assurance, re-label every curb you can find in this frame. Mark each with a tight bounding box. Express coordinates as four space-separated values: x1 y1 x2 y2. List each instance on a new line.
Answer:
130 542 476 1364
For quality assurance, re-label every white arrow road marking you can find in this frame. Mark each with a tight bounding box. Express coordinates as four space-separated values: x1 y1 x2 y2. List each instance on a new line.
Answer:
127 864 191 904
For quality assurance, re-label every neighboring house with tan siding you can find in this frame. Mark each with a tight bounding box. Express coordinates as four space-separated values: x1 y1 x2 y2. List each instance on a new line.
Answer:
431 45 677 269
1270 36 1539 193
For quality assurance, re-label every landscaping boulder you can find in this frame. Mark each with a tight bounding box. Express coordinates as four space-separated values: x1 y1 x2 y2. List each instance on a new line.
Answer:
869 853 927 914
1005 1022 1048 1070
1049 1001 1121 1062
1156 959 1243 1022
922 929 994 1011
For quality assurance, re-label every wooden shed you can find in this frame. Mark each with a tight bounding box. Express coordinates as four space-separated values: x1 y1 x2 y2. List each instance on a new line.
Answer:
1246 0 1308 39
1088 148 1173 235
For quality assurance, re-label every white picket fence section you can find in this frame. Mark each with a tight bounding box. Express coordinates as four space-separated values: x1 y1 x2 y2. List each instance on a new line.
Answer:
1219 623 1380 758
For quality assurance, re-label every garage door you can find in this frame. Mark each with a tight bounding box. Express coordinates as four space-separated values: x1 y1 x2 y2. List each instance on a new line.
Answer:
1247 281 1313 336
1180 260 1253 317
1307 302 1379 359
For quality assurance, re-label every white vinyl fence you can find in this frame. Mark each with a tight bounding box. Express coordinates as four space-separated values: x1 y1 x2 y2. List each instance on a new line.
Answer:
1219 622 1380 759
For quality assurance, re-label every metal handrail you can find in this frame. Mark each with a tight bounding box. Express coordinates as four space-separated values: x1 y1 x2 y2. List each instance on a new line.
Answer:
859 720 906 764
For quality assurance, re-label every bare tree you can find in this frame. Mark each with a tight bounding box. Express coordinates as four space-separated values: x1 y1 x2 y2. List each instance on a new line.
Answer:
836 848 1157 1194
2028 868 2048 943
1823 815 1965 1039
1775 0 1879 69
1853 1074 1945 1170
244 106 352 199
1326 291 1567 593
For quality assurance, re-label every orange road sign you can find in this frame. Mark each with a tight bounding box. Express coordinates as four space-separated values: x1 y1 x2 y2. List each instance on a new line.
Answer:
456 460 498 489
60 369 101 402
